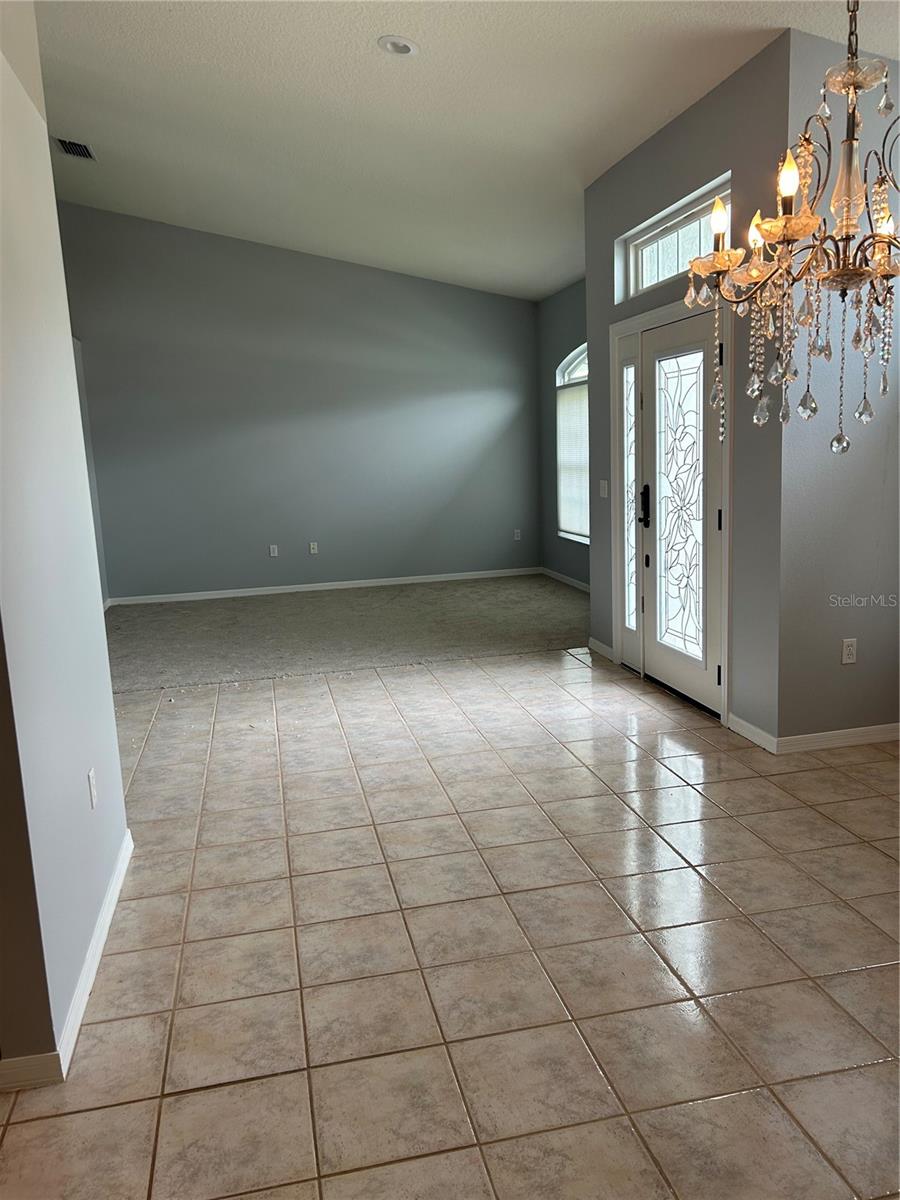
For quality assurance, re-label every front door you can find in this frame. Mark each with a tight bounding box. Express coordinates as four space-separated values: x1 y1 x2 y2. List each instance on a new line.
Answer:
616 311 724 712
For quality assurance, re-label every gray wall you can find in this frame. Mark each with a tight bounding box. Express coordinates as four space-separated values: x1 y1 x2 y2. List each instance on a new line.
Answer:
1 7 126 1056
59 205 540 600
778 30 899 738
74 339 109 603
585 35 792 733
538 279 590 586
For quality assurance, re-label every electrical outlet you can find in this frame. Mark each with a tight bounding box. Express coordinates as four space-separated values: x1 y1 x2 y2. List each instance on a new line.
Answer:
514 529 521 541
841 638 857 665
598 480 609 498
268 544 279 558
309 542 318 555
88 767 98 810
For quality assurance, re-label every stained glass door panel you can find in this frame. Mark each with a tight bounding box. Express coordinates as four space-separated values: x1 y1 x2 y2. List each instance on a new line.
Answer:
655 350 704 659
639 313 723 713
623 361 638 632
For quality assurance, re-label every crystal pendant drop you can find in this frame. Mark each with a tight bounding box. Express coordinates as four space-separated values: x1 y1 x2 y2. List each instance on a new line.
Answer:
753 395 771 427
764 309 776 339
830 432 851 454
696 281 712 307
797 295 815 326
779 393 791 425
708 382 720 408
767 359 784 386
878 87 895 116
870 311 883 337
818 88 831 121
736 301 749 318
745 371 762 398
783 355 799 383
797 390 818 420
851 326 864 351
823 338 833 362
811 336 825 357
874 276 888 303
881 369 890 396
684 281 697 308
854 397 875 424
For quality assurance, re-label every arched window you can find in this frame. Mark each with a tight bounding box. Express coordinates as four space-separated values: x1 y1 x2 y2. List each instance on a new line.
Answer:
556 344 589 542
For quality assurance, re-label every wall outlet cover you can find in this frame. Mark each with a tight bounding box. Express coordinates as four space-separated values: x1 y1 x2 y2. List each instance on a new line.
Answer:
309 542 318 555
841 638 857 665
268 544 279 557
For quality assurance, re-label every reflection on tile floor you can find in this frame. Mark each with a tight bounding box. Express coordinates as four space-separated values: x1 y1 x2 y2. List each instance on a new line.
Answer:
0 648 898 1199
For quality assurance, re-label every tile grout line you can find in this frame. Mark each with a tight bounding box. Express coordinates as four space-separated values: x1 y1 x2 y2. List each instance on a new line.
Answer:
273 676 322 1188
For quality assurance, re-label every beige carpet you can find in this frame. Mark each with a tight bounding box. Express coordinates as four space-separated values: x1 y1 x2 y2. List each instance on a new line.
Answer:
105 574 590 691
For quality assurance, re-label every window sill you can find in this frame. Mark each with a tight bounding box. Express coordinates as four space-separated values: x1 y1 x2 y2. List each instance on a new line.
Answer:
558 532 590 546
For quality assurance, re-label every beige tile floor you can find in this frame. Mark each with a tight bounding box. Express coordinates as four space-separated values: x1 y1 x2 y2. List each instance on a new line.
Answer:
1 649 898 1199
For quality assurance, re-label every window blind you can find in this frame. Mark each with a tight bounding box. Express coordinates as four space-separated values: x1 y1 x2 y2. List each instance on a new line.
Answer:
557 383 590 540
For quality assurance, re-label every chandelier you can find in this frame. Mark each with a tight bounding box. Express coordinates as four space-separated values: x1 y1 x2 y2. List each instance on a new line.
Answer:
683 0 897 453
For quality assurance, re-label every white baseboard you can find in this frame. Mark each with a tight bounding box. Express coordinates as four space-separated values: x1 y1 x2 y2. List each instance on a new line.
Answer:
776 722 900 753
542 567 589 593
0 1051 64 1092
56 829 134 1076
727 715 898 755
106 568 542 607
727 714 778 753
588 637 616 661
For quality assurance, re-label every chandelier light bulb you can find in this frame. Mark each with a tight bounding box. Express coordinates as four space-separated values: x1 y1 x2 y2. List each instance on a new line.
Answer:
778 149 800 215
779 149 800 196
710 196 729 236
748 209 764 249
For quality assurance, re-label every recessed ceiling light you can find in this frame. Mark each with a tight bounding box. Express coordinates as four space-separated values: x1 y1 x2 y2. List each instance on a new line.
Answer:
377 35 418 57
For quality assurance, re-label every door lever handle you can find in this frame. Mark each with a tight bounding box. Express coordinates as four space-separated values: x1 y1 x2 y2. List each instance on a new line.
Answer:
639 483 651 529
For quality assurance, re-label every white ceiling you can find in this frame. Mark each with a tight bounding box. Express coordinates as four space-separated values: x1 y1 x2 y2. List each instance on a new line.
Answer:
35 1 898 299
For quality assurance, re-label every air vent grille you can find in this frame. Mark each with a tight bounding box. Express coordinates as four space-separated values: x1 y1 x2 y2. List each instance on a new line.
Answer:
55 138 96 161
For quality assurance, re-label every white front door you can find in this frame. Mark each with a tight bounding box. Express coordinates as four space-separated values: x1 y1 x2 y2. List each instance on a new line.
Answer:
614 311 725 713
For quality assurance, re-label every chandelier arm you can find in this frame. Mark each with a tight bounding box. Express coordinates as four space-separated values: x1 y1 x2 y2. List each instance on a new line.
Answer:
852 230 900 266
862 148 881 233
881 117 899 191
801 115 833 212
714 272 779 307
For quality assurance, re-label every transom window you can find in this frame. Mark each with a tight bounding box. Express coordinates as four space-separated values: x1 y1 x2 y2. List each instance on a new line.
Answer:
556 344 589 543
624 184 731 298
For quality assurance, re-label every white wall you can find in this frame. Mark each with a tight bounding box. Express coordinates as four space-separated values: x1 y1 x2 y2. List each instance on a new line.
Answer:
1 3 127 1059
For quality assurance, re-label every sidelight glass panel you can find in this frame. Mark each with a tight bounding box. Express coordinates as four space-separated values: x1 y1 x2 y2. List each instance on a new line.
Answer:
655 349 704 659
623 362 638 630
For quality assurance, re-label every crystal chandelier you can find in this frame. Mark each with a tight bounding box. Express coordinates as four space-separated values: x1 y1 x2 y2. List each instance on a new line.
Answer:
683 0 897 453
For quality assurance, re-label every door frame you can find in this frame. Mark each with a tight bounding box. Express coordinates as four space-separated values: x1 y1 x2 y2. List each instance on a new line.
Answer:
609 299 734 720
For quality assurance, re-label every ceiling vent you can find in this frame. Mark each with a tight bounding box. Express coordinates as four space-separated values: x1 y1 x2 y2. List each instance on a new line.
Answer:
55 138 96 161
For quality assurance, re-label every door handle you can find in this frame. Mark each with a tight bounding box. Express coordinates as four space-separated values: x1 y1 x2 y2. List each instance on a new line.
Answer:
639 483 651 528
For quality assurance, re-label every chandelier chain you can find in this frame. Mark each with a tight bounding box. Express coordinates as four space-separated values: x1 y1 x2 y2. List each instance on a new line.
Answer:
847 0 859 61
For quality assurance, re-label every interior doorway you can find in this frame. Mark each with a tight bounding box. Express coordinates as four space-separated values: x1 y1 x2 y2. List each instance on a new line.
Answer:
610 304 730 714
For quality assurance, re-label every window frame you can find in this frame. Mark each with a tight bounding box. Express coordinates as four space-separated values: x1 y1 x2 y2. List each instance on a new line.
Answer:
625 186 731 300
555 343 590 545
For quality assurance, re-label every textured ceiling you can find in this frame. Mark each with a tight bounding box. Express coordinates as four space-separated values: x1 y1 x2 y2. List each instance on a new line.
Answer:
35 1 899 299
